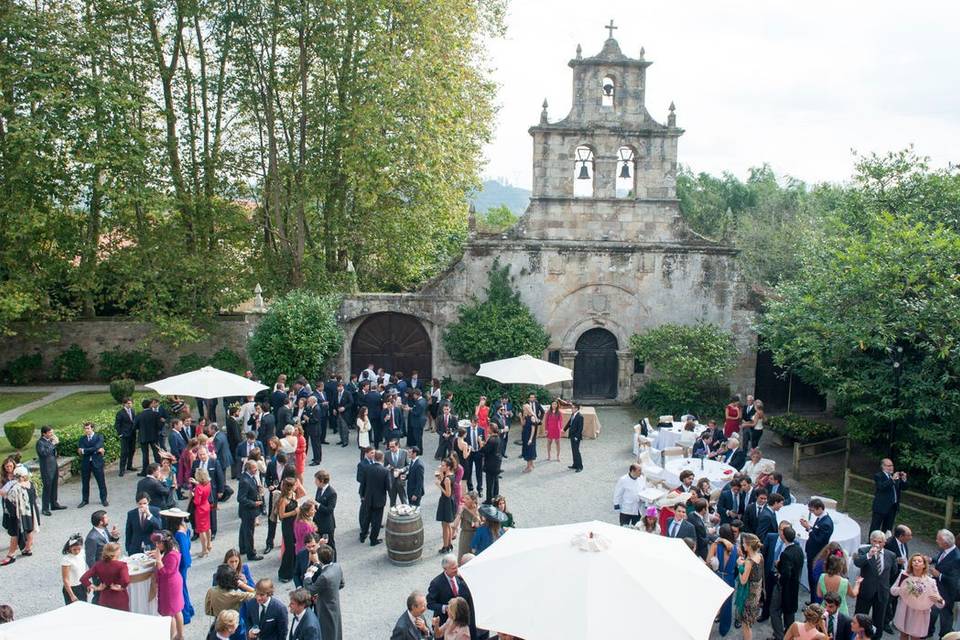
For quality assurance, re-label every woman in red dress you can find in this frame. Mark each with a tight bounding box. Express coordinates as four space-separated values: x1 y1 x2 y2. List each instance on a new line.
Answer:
80 542 130 611
294 425 307 482
475 396 490 430
723 395 742 439
544 400 564 462
192 467 212 557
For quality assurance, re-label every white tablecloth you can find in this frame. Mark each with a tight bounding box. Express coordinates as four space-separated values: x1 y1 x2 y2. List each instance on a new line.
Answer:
776 503 862 590
661 458 736 491
125 554 158 616
653 422 706 450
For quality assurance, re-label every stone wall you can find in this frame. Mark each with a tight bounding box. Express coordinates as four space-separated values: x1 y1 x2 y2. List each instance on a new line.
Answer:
0 315 263 379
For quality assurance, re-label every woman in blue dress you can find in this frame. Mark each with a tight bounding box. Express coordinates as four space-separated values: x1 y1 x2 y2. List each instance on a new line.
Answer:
470 505 506 554
521 403 537 473
708 524 739 636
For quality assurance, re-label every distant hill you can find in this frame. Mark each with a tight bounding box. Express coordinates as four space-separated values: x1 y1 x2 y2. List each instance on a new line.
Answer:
470 179 531 215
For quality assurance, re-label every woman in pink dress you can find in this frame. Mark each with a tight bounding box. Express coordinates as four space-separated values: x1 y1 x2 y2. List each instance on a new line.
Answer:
890 553 944 639
191 468 212 556
293 501 317 553
544 400 563 462
151 533 185 640
783 603 828 640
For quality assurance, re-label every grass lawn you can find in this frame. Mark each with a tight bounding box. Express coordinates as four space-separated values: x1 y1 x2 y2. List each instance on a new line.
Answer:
0 436 38 462
0 391 48 414
18 391 154 429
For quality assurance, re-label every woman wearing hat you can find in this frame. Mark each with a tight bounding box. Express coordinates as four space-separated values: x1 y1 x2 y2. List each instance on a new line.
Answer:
471 504 507 554
150 530 185 640
161 508 195 626
1 465 39 565
60 533 89 604
637 507 661 535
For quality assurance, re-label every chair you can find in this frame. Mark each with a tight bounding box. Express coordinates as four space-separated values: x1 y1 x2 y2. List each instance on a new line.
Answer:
661 447 684 465
658 415 674 425
812 495 838 510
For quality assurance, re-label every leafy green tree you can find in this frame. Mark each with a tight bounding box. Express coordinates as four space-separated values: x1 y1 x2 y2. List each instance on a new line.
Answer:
443 260 549 368
248 290 343 384
477 204 518 232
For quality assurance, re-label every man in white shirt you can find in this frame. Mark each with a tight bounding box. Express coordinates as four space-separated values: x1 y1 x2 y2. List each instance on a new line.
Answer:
613 464 645 526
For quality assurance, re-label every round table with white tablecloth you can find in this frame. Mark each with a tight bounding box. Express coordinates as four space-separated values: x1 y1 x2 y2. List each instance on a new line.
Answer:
124 553 158 615
661 458 737 491
653 422 706 450
776 503 863 590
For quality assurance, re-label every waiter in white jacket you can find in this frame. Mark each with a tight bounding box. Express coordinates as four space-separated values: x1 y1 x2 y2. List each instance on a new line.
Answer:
613 463 645 526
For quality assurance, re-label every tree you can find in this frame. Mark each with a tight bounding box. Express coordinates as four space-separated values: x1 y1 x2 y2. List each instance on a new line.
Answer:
443 260 549 368
247 290 343 384
761 153 960 494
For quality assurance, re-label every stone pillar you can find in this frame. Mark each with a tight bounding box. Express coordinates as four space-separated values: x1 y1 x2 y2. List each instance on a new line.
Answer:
616 350 634 403
560 350 577 398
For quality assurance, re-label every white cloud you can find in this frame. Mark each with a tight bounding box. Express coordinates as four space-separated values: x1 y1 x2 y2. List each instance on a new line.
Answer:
480 0 960 188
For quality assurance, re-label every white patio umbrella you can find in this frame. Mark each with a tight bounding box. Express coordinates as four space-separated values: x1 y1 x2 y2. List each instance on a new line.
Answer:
458 520 733 640
146 365 267 399
475 354 572 386
0 601 169 640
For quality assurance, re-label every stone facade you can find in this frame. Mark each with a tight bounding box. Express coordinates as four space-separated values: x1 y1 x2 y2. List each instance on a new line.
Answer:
335 33 757 403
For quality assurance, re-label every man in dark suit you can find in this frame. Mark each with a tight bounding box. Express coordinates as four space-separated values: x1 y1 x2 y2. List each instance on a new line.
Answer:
564 403 585 471
854 530 897 633
313 469 337 554
426 554 477 636
719 436 746 471
84 510 120 568
406 447 425 507
136 463 174 508
191 447 225 537
717 478 743 525
276 395 294 431
434 404 457 461
823 591 852 640
766 472 793 505
287 588 322 640
464 416 485 493
800 498 834 598
392 591 434 640
769 525 804 639
124 494 161 555
166 419 187 462
689 498 711 559
384 397 404 444
743 489 775 538
238 460 265 561
384 440 409 507
134 398 162 475
406 389 427 452
760 520 791 623
240 578 288 640
665 506 696 540
264 452 290 553
36 425 64 515
77 422 108 507
114 397 137 476
303 396 323 465
316 381 334 445
256 401 277 451
480 433 501 503
885 524 912 632
356 447 375 499
870 458 907 533
361 383 384 449
358 450 390 545
333 382 353 447
928 528 960 639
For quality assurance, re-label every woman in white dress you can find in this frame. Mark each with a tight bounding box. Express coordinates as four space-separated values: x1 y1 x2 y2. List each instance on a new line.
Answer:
356 406 372 457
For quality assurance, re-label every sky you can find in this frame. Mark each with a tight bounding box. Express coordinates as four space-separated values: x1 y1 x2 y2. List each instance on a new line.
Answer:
479 0 960 189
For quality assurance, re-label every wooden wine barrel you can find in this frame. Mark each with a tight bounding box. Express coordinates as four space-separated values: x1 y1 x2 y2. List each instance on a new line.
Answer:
385 509 424 566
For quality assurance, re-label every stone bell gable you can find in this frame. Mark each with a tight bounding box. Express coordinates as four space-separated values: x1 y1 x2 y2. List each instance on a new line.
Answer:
335 26 757 403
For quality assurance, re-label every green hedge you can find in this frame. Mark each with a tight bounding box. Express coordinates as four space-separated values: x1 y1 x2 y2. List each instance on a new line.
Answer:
56 409 122 474
767 413 839 444
632 380 729 422
52 344 93 381
98 348 164 382
4 420 35 450
440 377 551 419
2 352 43 384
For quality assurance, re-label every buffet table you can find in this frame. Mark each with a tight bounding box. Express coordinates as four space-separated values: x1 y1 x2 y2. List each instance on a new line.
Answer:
536 407 601 439
661 458 737 491
125 554 158 616
776 503 863 590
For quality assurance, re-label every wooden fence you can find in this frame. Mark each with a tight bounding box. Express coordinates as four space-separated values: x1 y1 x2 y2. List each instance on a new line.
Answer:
791 435 850 478
842 469 959 530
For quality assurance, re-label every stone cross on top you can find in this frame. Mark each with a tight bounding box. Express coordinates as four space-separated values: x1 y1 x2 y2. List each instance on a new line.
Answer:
605 19 617 39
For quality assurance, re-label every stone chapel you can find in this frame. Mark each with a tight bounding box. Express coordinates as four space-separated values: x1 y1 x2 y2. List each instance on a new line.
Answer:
335 29 757 402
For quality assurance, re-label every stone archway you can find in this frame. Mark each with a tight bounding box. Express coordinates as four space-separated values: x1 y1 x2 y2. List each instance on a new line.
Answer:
573 328 619 399
350 312 432 379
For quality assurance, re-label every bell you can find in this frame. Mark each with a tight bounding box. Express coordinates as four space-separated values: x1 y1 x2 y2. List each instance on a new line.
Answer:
577 164 590 180
603 83 614 97
619 162 631 179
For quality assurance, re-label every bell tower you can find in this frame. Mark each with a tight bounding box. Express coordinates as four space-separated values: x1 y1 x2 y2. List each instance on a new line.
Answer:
520 22 684 243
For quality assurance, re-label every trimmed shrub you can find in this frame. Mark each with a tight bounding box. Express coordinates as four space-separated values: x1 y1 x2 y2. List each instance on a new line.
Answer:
56 408 121 474
209 348 245 375
51 344 93 381
2 352 43 384
173 353 208 375
440 377 551 419
98 347 164 381
248 290 343 384
109 378 136 405
4 419 35 450
633 380 729 421
767 414 839 444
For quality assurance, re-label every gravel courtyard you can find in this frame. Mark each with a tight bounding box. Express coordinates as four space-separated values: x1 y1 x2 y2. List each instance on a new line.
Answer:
2 407 790 639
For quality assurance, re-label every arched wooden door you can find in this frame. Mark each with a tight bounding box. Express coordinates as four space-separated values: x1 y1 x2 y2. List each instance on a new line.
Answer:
350 313 432 379
573 328 618 399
